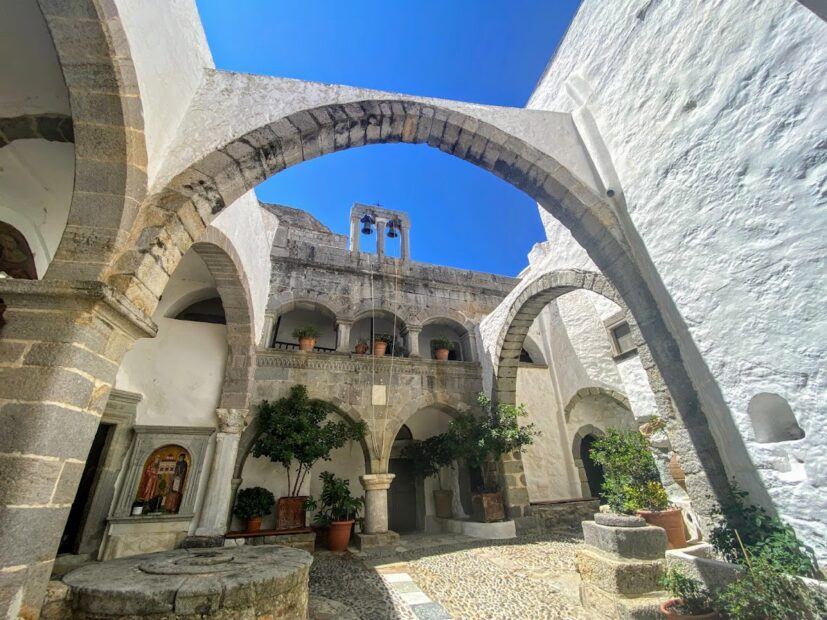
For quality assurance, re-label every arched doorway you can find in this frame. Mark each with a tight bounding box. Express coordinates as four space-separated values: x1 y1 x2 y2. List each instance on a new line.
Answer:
0 222 38 279
388 424 417 533
578 434 604 500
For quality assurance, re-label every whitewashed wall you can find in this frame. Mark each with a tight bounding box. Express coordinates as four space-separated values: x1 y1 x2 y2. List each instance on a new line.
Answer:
529 0 827 558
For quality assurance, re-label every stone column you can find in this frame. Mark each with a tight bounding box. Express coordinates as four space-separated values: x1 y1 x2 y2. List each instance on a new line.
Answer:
335 320 352 353
259 313 276 348
460 332 477 362
404 326 421 358
498 451 532 532
359 473 395 534
0 279 155 619
195 408 250 537
401 226 411 261
349 216 360 252
375 218 387 258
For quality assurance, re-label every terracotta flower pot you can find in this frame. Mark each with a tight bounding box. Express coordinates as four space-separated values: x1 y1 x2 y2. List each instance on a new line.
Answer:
373 341 387 357
327 519 354 552
434 348 450 361
276 495 308 530
433 489 454 519
660 598 719 618
637 507 687 549
246 516 263 532
298 337 316 352
354 343 368 355
471 492 505 523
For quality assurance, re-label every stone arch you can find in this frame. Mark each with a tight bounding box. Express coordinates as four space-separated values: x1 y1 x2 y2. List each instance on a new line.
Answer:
571 424 605 499
188 229 256 413
350 304 412 327
36 0 148 281
563 387 631 421
270 298 339 322
107 97 735 529
418 314 476 361
419 310 475 334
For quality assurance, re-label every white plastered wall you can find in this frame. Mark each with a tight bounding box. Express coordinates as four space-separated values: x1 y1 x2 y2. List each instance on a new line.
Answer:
529 0 827 559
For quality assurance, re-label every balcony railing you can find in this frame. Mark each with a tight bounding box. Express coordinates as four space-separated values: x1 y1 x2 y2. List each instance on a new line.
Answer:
272 340 337 354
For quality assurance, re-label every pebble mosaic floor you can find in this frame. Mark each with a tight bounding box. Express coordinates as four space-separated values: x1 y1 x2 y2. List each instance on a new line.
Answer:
309 530 588 620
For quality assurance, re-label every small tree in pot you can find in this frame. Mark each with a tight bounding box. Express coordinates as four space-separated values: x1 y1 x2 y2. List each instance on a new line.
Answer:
252 385 367 530
449 393 537 523
403 433 457 519
305 471 364 552
589 428 686 548
431 337 455 361
233 486 275 532
292 325 320 352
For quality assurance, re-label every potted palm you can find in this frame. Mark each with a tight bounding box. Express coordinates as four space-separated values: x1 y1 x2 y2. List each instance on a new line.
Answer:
590 429 687 548
403 433 456 519
354 338 369 355
450 393 537 523
233 486 275 532
432 337 455 361
252 385 367 530
292 325 320 352
305 471 364 552
373 334 391 357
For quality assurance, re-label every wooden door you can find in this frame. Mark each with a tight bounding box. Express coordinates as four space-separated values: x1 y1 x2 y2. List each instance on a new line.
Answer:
388 458 417 533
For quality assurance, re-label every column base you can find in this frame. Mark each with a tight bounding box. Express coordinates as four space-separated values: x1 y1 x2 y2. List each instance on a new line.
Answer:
353 531 400 550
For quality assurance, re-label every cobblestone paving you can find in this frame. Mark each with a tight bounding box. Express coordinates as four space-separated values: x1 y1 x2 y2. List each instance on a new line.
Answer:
312 530 587 620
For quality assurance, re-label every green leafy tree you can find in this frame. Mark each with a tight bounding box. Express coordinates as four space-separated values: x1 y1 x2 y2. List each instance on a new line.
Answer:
304 471 364 526
252 385 367 497
403 433 457 489
589 429 668 514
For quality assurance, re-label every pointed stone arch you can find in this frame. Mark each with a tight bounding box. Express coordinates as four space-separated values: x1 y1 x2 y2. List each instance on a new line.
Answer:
563 387 631 421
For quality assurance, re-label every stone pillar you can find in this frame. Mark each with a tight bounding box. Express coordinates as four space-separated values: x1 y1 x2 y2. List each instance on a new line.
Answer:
355 474 399 549
259 313 276 348
375 218 387 258
498 451 532 532
349 217 360 252
0 279 155 619
195 409 250 537
404 326 421 358
460 332 477 362
401 226 411 261
335 320 352 353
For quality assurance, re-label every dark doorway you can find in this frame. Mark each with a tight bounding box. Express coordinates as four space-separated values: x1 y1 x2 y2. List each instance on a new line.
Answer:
579 434 605 500
59 423 113 554
388 458 417 533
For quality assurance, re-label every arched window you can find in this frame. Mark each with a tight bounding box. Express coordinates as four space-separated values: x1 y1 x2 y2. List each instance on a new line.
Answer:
748 393 804 443
0 221 38 279
133 445 191 515
174 297 226 324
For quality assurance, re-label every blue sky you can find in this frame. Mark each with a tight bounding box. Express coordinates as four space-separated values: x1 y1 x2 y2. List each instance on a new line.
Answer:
196 0 580 275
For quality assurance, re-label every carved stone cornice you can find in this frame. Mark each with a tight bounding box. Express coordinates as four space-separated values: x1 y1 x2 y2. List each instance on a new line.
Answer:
215 408 250 434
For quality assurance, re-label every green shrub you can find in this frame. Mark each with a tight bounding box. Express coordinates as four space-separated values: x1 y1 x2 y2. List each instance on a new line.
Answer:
716 556 827 619
432 337 455 351
233 486 275 520
710 481 819 578
403 434 456 487
659 568 715 616
306 471 364 527
589 429 668 514
292 325 320 340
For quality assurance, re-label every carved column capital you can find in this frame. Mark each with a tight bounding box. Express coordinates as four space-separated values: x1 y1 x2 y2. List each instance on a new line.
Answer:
215 408 250 434
359 473 395 491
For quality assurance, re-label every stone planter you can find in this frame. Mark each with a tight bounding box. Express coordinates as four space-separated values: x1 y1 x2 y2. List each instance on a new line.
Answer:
277 496 308 530
298 337 316 352
373 341 387 357
246 516 263 532
661 599 719 618
433 489 453 519
354 342 368 354
471 491 505 523
638 507 687 549
434 348 449 360
328 520 354 552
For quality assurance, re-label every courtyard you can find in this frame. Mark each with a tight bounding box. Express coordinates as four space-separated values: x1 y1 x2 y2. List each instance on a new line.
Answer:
309 531 587 620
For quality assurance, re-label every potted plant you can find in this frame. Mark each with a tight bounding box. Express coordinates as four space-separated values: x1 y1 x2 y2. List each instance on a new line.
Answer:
659 567 719 618
432 337 455 361
403 433 456 519
448 393 537 523
354 338 369 355
233 486 275 532
252 385 367 530
590 429 687 548
373 334 392 357
292 325 320 352
305 471 364 552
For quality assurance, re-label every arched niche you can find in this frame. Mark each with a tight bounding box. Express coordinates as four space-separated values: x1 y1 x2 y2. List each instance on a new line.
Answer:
271 300 337 351
174 296 226 325
350 308 407 355
419 317 470 361
748 393 805 443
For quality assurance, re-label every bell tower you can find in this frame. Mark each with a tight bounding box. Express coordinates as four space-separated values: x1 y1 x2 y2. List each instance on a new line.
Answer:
349 203 411 261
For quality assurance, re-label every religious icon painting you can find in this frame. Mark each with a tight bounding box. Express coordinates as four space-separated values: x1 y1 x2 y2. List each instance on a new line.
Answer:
134 445 190 515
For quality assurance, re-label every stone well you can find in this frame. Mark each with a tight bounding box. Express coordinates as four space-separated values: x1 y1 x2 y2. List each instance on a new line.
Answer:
63 545 313 619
